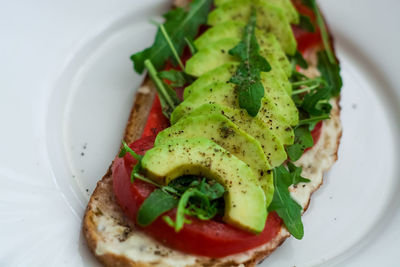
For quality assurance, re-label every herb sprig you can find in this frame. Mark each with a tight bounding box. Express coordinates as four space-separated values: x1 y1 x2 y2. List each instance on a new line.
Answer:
144 60 181 119
268 163 309 239
288 52 342 161
229 9 271 117
163 178 225 231
131 0 212 73
119 141 144 182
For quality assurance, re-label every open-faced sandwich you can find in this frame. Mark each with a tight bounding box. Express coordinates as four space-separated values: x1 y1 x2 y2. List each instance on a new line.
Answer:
83 0 343 266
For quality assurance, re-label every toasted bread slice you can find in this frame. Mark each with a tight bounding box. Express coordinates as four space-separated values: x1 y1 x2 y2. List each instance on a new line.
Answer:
83 78 341 267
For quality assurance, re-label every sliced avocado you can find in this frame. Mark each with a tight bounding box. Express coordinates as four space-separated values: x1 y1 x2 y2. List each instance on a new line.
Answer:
192 25 292 79
267 0 300 24
184 56 291 101
155 113 274 206
214 0 299 24
207 0 297 55
194 21 245 50
141 137 267 233
261 72 298 125
183 62 239 100
172 82 237 123
184 54 298 125
181 103 288 167
183 65 297 124
185 38 239 77
171 82 295 145
257 32 292 81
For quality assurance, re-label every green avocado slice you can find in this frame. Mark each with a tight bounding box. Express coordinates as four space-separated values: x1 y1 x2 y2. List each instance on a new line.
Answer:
155 113 274 207
183 62 298 125
180 104 288 167
188 32 292 82
214 0 299 24
183 62 239 100
185 38 239 77
194 21 245 50
207 0 297 55
171 82 295 145
141 137 267 233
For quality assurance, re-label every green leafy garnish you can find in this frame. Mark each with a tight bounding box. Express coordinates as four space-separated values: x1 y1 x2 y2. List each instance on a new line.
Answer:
184 36 198 56
229 9 271 117
298 14 316 33
158 24 185 70
301 85 332 117
163 178 225 231
268 164 308 239
291 71 331 132
133 175 226 232
288 50 309 70
286 126 314 162
119 141 142 160
119 141 144 181
131 0 213 73
297 114 330 128
159 69 188 87
144 59 181 119
166 188 214 231
317 50 343 96
137 189 179 226
287 162 311 184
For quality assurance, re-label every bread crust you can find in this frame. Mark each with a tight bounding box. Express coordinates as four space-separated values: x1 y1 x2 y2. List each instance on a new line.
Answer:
82 3 342 266
83 78 156 267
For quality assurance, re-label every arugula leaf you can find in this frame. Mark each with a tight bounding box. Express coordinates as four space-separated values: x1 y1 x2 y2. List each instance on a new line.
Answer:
298 14 315 33
301 85 332 116
198 179 225 200
287 162 310 184
298 114 330 129
131 0 213 73
164 188 216 232
286 126 314 161
158 24 185 70
184 36 198 55
145 60 181 119
229 9 271 116
163 177 226 231
317 51 343 96
119 141 144 181
137 189 178 226
159 69 187 87
268 166 304 239
134 175 226 232
288 50 309 70
290 69 333 132
167 175 199 194
119 141 142 160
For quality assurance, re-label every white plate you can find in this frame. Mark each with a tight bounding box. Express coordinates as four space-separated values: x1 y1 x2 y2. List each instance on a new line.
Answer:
1 0 399 266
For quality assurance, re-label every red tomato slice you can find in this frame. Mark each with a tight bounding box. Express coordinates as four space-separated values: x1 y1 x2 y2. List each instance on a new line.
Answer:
141 96 170 138
304 121 323 153
112 137 283 258
311 121 323 144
